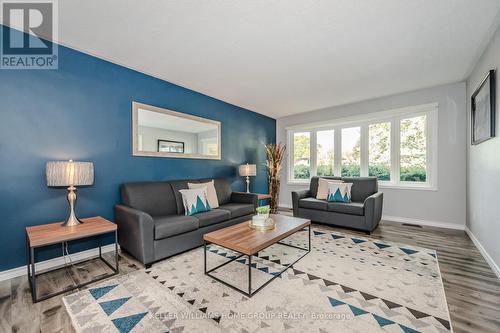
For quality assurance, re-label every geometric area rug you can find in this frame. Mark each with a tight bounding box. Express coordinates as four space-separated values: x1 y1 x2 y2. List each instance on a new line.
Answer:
63 226 453 333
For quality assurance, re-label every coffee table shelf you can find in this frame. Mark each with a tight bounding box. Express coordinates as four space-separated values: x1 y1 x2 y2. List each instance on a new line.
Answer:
203 214 311 297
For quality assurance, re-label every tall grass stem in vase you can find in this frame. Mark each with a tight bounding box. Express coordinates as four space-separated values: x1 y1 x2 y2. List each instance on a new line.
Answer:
264 143 286 214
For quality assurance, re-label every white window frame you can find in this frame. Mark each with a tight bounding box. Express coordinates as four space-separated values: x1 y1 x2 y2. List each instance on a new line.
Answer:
286 103 438 190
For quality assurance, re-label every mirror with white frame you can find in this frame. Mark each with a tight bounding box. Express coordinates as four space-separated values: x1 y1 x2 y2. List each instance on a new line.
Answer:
132 102 221 159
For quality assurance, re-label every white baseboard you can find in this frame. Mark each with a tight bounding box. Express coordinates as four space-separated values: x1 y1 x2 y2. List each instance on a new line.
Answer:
0 244 119 282
382 215 465 230
278 205 465 231
278 203 293 209
465 227 500 280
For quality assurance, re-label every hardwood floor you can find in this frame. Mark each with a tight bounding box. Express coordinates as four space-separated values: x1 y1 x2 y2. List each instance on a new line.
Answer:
0 216 498 333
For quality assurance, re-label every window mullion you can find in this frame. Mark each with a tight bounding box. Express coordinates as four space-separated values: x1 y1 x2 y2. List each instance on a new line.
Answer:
288 130 294 181
360 124 369 177
392 118 400 184
310 130 317 178
334 127 341 176
426 111 435 187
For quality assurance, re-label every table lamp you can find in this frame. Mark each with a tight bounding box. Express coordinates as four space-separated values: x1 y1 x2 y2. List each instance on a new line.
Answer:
46 160 94 227
238 163 256 193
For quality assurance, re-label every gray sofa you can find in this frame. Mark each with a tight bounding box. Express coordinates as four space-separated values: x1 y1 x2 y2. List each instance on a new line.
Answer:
292 176 383 234
115 178 258 268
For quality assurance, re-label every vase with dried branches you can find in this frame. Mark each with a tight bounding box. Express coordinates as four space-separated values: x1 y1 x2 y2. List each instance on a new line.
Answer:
264 143 286 214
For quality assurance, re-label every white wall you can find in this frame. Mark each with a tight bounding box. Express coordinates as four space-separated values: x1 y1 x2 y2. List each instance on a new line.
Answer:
277 82 467 228
466 24 500 276
138 126 198 153
197 129 218 154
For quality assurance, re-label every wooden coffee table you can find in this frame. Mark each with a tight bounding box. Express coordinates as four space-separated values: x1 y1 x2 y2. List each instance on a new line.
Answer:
203 214 311 297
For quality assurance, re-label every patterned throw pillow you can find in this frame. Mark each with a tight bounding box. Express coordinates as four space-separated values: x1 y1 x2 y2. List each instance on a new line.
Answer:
316 178 344 200
179 187 211 216
188 180 219 208
327 183 353 203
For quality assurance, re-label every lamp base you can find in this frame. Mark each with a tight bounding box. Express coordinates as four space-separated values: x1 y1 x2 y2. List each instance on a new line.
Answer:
62 215 82 227
61 186 83 227
246 176 251 193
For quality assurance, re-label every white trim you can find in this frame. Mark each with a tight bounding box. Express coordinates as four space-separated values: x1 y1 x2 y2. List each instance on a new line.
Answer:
285 103 439 130
278 203 293 209
287 181 309 186
382 215 465 230
379 183 438 191
287 130 312 183
275 208 464 231
0 244 119 282
286 103 438 190
465 227 500 280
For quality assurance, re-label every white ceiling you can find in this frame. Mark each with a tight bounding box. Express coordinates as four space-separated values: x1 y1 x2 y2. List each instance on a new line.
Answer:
8 1 500 118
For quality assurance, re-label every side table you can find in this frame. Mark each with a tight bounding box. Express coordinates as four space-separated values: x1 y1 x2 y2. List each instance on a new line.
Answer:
26 216 118 303
257 193 272 206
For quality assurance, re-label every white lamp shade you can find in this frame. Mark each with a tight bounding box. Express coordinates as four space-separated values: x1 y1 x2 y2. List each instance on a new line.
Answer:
239 164 256 177
46 161 94 187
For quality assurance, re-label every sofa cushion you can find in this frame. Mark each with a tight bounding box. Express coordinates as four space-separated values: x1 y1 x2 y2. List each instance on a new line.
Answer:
188 180 219 208
121 182 177 217
195 208 231 228
299 197 328 211
179 187 212 216
326 182 352 203
309 176 378 202
169 180 191 215
342 177 378 202
317 177 344 199
177 178 232 209
207 178 232 205
310 176 342 198
327 202 364 216
218 203 254 218
154 215 199 240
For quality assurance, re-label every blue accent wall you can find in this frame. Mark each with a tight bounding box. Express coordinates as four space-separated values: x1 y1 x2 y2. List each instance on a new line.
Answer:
0 25 276 271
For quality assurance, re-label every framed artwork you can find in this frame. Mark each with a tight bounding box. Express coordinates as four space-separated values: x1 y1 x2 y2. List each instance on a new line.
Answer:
471 69 496 145
157 140 185 153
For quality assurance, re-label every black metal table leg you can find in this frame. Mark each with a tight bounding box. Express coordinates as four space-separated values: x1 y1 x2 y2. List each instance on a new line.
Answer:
204 241 207 273
248 255 252 295
28 230 119 303
204 223 311 298
115 230 119 273
26 235 30 287
308 224 311 252
30 246 36 301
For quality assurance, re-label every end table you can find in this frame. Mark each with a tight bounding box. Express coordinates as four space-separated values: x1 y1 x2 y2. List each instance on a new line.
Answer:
257 193 272 206
26 216 118 303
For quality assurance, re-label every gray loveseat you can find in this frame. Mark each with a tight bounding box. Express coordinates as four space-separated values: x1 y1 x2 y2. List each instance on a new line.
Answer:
292 176 383 234
115 178 258 268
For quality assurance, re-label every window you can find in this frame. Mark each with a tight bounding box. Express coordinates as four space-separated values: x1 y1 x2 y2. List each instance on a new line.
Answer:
341 127 361 177
369 122 391 181
287 103 437 189
400 115 427 182
317 130 334 176
292 132 310 180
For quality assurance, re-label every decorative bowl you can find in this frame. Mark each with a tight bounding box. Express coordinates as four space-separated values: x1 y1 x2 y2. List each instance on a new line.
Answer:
249 215 275 231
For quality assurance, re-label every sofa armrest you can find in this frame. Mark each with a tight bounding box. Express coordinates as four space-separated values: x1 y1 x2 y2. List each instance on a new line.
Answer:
364 192 383 232
114 205 154 265
231 192 258 209
292 189 311 217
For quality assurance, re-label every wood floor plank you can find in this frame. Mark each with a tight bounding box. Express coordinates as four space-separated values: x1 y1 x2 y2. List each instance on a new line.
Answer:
10 276 41 333
0 280 11 333
37 267 75 333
